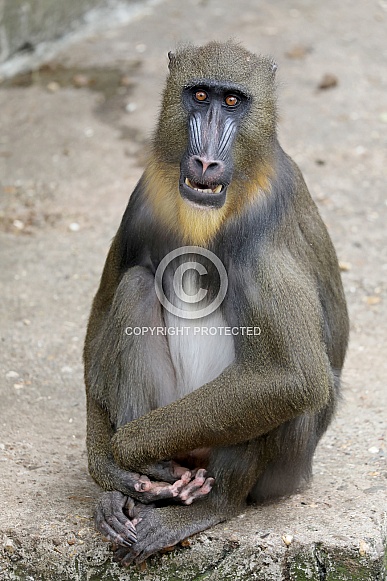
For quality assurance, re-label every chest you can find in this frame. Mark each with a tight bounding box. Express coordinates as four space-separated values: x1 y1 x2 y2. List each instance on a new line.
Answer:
162 264 235 395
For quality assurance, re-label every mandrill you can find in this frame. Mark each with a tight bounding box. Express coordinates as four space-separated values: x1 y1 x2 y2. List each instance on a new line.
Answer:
83 41 349 564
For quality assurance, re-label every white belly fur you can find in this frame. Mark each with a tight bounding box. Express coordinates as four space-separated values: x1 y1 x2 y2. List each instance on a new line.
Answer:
163 270 235 397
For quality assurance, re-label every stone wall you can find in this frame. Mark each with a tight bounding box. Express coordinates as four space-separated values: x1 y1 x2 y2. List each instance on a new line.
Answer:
0 0 140 64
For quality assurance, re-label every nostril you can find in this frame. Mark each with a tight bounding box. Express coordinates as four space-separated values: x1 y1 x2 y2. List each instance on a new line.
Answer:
192 156 223 177
193 157 204 172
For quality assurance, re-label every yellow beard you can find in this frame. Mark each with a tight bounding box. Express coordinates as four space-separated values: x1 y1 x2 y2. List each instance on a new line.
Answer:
144 157 272 247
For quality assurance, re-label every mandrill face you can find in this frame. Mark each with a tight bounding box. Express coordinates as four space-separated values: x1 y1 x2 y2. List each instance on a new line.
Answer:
178 80 251 209
148 41 278 244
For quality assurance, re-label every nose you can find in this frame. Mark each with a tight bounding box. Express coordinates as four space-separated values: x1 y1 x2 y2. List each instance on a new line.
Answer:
191 155 225 181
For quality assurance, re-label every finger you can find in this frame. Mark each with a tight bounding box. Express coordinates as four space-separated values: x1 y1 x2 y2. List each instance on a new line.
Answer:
113 546 137 565
125 498 154 525
99 492 137 536
110 502 136 534
181 477 215 505
124 496 136 516
113 511 137 535
194 468 207 480
102 514 137 545
169 471 193 495
134 475 152 492
119 548 138 566
143 480 179 500
97 517 135 547
178 470 207 501
134 539 179 564
96 496 137 544
169 460 191 479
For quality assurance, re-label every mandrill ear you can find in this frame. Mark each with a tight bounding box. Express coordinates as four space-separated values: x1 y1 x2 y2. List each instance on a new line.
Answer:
271 61 278 75
168 51 176 71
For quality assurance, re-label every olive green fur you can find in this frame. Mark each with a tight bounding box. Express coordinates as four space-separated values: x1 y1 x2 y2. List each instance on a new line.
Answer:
84 40 349 563
154 41 277 176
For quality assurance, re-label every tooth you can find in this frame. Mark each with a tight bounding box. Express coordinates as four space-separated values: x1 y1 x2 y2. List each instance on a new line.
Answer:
184 178 220 195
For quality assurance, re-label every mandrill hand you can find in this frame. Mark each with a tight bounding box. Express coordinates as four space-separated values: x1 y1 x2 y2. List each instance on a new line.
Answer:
95 469 214 548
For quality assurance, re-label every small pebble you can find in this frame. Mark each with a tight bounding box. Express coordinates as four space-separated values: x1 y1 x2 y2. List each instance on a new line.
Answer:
339 261 351 272
359 539 370 556
61 366 73 374
69 222 80 232
6 371 19 379
368 446 380 454
365 296 381 306
120 75 132 87
3 538 15 554
318 74 338 90
285 45 311 59
125 102 137 113
47 81 60 93
72 74 90 88
13 219 24 230
180 538 191 547
52 537 61 546
282 534 294 546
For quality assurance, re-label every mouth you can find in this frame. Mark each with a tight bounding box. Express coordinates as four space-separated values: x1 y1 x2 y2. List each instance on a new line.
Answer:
180 177 227 208
184 178 223 195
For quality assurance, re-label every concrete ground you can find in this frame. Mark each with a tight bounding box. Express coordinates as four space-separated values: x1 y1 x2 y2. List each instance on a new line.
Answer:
0 0 386 579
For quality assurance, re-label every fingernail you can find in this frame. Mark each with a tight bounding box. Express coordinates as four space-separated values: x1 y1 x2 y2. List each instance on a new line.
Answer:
122 539 133 547
126 521 136 532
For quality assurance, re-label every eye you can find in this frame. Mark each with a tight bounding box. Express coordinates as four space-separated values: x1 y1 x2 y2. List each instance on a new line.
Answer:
225 94 239 107
194 90 208 102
